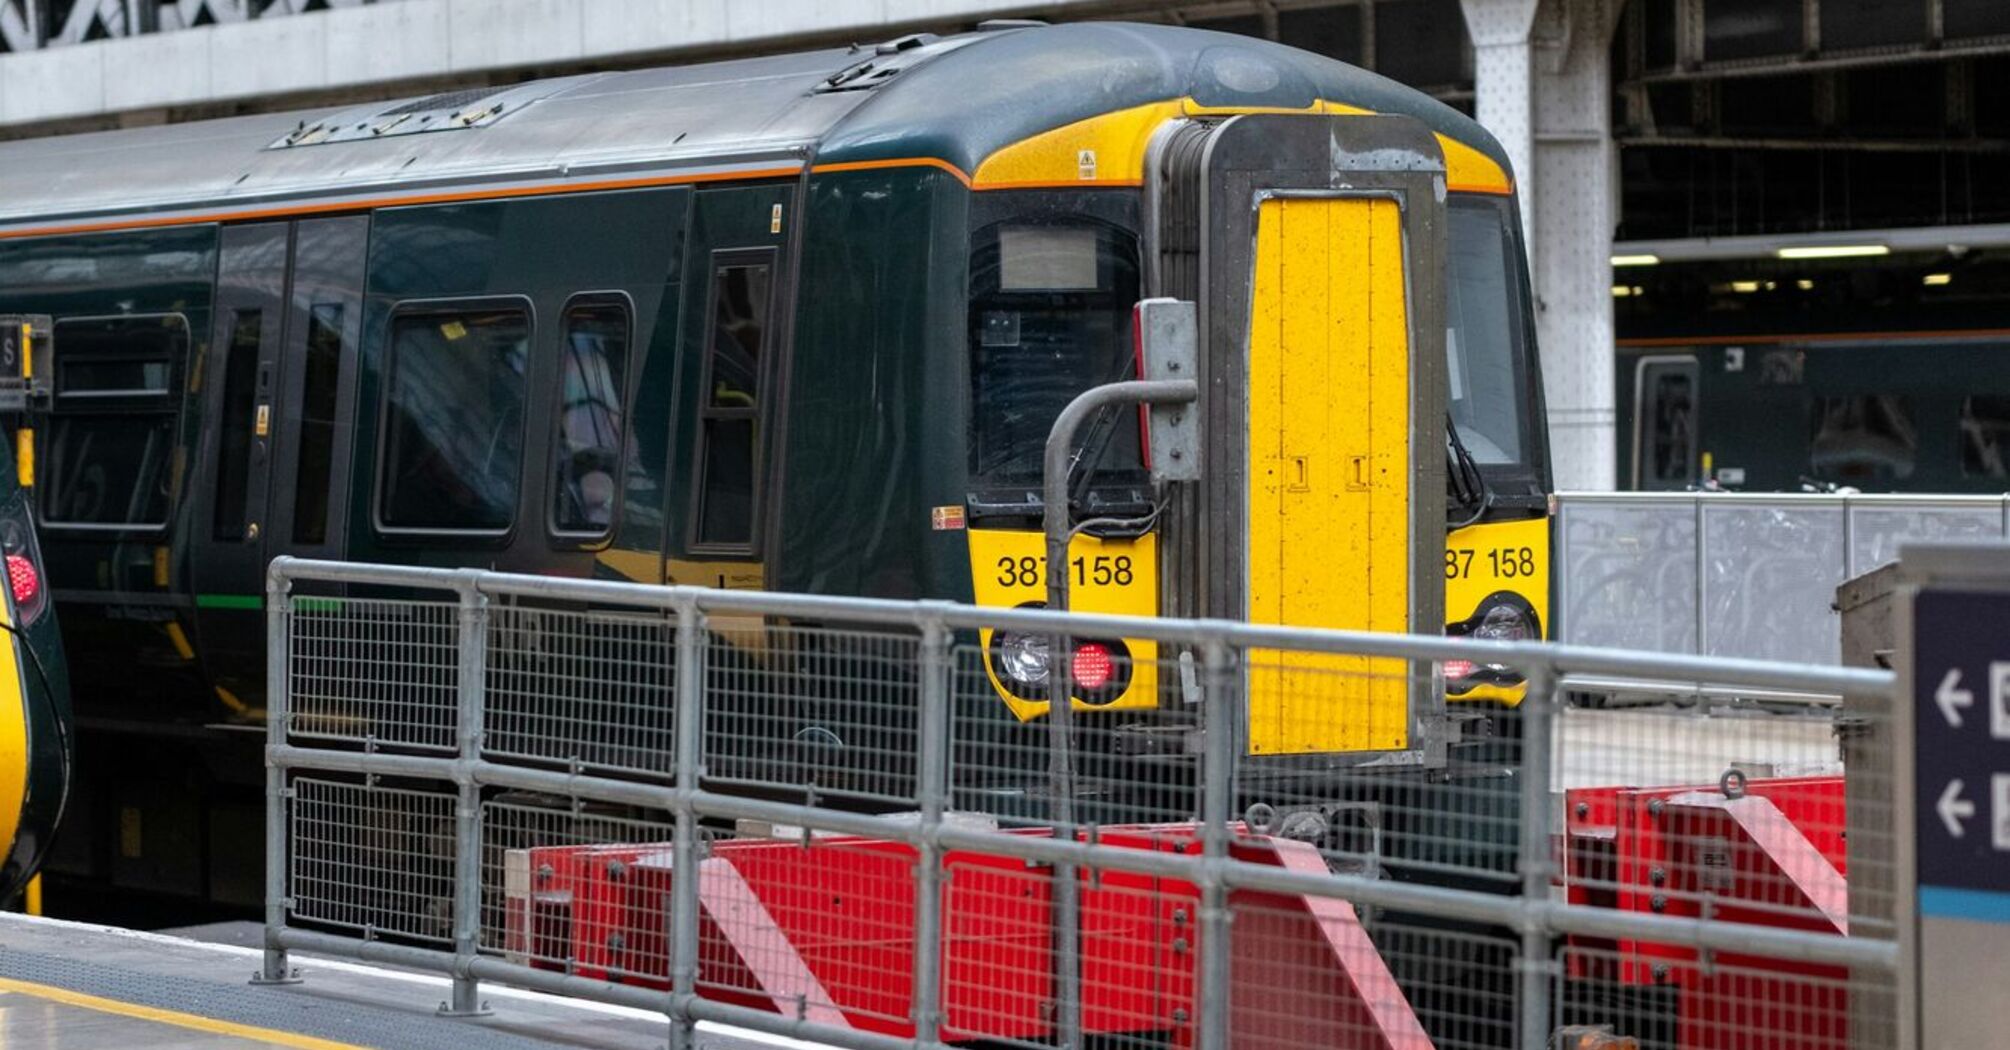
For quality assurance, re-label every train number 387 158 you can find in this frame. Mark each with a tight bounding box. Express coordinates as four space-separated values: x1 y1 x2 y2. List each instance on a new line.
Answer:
996 555 1135 588
1445 546 1537 580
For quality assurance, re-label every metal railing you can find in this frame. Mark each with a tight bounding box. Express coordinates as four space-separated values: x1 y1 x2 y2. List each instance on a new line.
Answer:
1555 491 2010 698
261 556 1900 1050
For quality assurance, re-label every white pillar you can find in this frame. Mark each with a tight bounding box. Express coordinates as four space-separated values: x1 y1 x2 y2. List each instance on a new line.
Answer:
1461 0 1622 491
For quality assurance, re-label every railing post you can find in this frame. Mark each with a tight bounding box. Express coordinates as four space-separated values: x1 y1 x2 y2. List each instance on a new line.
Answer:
1197 634 1237 1050
911 614 952 1049
441 575 491 1017
255 559 301 986
668 594 706 1050
1517 662 1559 1050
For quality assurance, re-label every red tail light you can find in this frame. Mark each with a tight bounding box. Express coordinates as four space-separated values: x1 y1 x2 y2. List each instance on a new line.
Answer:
1071 642 1114 691
1443 659 1476 682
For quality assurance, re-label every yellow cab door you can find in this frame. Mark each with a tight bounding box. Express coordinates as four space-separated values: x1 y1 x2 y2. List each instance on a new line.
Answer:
1183 114 1449 759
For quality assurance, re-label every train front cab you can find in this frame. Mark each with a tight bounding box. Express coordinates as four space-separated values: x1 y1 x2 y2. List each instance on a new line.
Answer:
958 107 1550 800
0 316 73 906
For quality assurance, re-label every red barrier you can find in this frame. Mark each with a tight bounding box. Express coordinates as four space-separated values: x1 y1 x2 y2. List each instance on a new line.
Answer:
503 826 1427 1047
1563 776 1851 1050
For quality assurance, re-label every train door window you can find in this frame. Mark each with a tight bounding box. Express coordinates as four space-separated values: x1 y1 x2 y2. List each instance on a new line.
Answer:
291 304 345 544
692 259 772 551
45 314 189 527
212 310 263 540
377 304 531 532
1959 396 2010 479
1633 356 1699 489
550 296 632 536
1810 394 1916 483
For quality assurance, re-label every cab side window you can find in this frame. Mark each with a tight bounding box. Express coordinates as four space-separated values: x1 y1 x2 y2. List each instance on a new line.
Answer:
378 306 531 531
692 258 772 552
45 314 189 528
550 297 632 536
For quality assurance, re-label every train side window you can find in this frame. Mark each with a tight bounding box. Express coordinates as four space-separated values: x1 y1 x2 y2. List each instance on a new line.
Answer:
692 260 772 552
45 314 189 528
1810 394 1916 482
550 296 632 536
291 304 345 544
1633 356 1699 489
1632 356 1696 486
1959 396 2010 479
212 310 263 540
377 305 531 532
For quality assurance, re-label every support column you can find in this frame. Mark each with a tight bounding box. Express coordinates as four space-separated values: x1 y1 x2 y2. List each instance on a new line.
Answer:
1462 0 1623 491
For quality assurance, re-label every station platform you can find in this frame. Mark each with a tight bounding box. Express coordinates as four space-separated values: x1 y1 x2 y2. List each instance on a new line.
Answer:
0 912 799 1050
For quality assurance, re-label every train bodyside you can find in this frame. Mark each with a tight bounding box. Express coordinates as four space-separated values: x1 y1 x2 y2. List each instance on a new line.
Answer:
0 22 1548 903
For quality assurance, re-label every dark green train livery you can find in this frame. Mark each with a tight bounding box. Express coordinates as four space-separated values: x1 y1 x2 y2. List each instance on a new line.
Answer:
1615 254 2010 492
0 21 1545 909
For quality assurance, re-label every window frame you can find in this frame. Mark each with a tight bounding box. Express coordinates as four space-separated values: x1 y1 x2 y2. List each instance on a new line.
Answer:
42 311 193 533
1630 353 1701 490
371 295 536 541
545 290 637 547
686 247 778 558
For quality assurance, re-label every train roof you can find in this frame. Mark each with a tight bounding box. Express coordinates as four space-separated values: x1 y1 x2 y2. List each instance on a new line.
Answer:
0 21 1509 230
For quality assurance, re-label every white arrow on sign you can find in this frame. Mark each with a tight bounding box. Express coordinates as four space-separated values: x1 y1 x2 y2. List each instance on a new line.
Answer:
1937 667 1975 729
1939 779 1976 838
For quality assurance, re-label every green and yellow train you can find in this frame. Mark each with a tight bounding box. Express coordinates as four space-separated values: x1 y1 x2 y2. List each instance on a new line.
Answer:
0 21 1546 906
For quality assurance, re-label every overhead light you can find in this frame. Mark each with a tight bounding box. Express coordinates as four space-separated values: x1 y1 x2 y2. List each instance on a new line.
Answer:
1611 254 1661 267
1775 245 1889 260
1796 279 1814 290
1731 280 1761 293
1923 273 1952 286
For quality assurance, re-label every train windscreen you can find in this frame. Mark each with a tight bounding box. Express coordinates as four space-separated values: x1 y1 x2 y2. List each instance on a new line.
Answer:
966 217 1145 496
1445 196 1531 466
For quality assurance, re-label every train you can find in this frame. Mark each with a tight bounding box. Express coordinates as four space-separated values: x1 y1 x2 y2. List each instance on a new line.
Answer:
1614 247 2010 491
0 320 73 903
0 20 1548 912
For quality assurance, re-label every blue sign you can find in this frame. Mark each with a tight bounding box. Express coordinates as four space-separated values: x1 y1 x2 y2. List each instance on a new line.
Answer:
1914 588 2010 922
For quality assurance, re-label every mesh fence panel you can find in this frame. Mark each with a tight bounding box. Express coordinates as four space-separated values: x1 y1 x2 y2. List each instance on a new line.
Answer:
484 605 678 776
290 776 456 943
289 597 459 750
480 799 677 977
703 624 923 807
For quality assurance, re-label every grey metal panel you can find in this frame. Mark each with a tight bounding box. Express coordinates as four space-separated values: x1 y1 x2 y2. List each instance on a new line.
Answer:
1701 499 1846 664
1846 498 2007 577
1556 497 1699 653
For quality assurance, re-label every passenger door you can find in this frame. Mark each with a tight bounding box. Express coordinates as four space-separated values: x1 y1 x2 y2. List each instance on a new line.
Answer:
1632 355 1699 490
191 218 367 710
667 183 791 589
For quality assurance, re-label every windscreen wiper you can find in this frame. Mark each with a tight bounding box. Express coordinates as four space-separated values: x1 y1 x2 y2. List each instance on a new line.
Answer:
1446 412 1493 529
1064 356 1141 509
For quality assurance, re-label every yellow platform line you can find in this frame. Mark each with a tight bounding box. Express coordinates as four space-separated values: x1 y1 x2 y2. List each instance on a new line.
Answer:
0 975 375 1050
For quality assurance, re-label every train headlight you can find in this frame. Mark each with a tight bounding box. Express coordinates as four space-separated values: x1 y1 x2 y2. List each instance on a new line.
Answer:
1445 592 1540 687
994 630 1052 688
1472 602 1534 643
